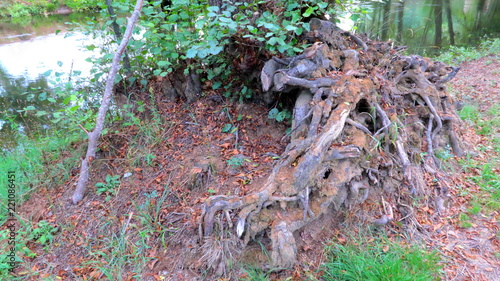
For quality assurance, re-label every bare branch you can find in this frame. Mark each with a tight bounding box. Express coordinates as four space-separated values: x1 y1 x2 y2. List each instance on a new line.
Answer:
72 0 144 204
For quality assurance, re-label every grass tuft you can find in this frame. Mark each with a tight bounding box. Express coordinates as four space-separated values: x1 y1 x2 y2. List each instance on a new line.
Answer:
321 236 442 281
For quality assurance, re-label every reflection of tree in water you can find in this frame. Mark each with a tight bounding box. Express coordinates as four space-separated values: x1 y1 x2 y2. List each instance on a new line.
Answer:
0 63 61 148
356 0 500 53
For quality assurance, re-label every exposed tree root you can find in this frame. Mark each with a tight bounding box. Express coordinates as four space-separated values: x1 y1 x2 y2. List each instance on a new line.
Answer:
200 18 464 270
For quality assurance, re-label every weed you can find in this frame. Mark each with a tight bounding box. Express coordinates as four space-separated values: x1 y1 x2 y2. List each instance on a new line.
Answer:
134 186 173 247
268 107 292 123
0 133 82 224
29 220 59 246
459 213 473 228
227 156 246 168
95 174 121 201
322 236 442 281
240 266 272 280
84 219 153 280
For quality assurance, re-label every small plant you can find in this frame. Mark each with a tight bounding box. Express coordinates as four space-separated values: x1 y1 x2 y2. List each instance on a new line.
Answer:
240 266 272 281
322 236 442 281
227 156 246 168
222 123 238 134
30 220 59 246
435 145 454 161
95 174 121 201
268 107 292 123
459 213 473 228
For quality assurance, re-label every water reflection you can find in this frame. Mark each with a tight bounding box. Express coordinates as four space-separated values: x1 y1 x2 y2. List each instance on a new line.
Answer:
355 0 500 53
0 13 97 148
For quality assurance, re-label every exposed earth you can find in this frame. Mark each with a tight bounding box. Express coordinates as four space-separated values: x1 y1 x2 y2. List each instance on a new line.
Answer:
9 55 500 280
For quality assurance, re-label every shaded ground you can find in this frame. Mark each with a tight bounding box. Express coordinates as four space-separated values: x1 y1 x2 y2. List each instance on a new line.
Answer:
9 56 500 280
432 55 500 280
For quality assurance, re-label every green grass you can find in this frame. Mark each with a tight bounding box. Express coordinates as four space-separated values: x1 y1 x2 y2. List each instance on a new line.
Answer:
455 101 500 215
321 236 443 281
0 129 82 278
0 131 82 224
83 222 153 280
436 38 500 65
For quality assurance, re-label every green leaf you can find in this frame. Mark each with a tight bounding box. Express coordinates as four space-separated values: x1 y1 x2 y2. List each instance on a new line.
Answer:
222 124 233 133
186 48 198 58
303 6 316 17
35 110 47 117
212 81 222 90
43 70 53 77
157 61 170 67
207 6 219 13
268 108 279 119
276 111 287 122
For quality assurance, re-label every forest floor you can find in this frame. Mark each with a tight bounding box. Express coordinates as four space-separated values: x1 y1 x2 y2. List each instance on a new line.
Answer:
9 55 500 280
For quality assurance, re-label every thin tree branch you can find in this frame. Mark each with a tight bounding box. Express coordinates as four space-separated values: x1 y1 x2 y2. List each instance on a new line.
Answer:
72 0 144 204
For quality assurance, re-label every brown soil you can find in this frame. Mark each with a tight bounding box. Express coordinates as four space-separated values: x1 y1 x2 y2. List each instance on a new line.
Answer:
7 56 500 280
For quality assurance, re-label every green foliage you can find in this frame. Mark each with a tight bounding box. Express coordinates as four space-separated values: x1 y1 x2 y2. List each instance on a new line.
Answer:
29 220 59 246
322 237 443 281
455 100 500 214
84 219 153 280
268 107 292 122
459 213 473 228
64 0 100 11
239 266 273 280
434 145 453 161
81 0 340 100
436 38 500 65
0 133 82 225
227 156 246 168
458 104 480 123
0 0 99 19
0 218 61 278
95 174 121 201
134 187 173 247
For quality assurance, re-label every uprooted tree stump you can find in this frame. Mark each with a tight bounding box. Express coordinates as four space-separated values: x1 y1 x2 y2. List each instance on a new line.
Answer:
199 18 463 270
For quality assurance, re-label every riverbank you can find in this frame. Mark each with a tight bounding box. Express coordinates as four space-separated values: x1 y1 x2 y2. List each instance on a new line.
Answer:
1 52 498 279
0 0 98 20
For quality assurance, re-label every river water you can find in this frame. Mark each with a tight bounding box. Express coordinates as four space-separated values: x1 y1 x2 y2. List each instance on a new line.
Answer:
0 13 98 147
0 0 499 147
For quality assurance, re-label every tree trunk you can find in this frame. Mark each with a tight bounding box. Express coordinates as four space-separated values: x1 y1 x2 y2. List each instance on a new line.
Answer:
444 0 455 45
433 0 443 48
381 0 392 41
105 0 132 75
72 0 144 204
397 0 405 43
